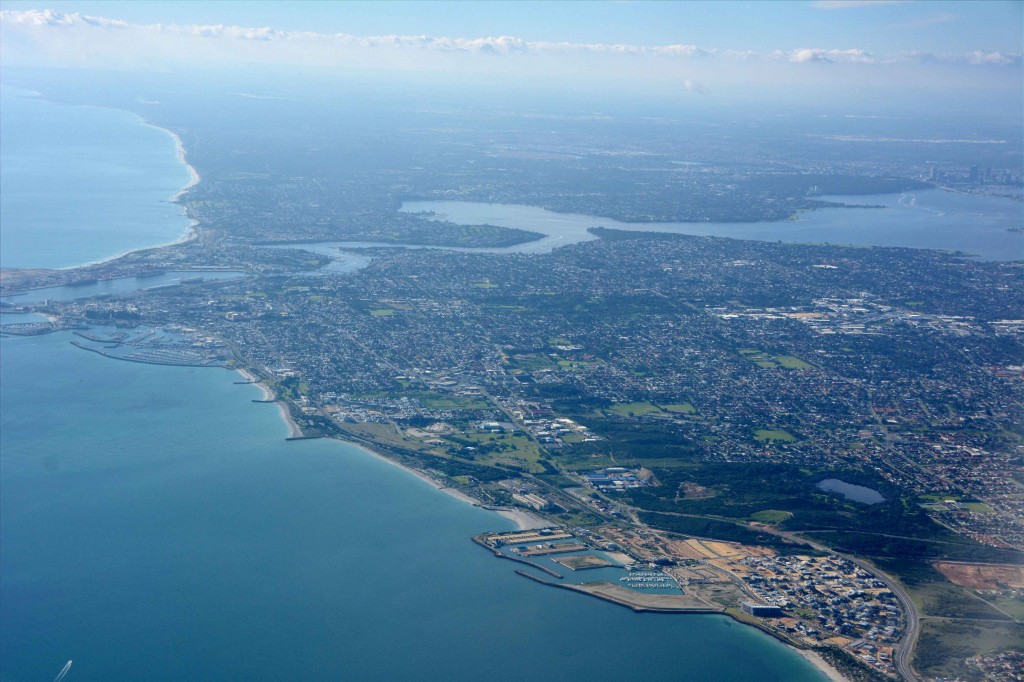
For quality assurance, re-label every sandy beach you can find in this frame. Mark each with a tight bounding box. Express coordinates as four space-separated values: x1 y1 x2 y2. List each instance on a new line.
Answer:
235 368 275 400
234 368 303 437
276 401 304 438
44 116 203 272
251 389 849 677
244 379 554 532
138 120 201 252
492 508 551 530
165 127 201 203
797 649 850 682
338 438 549 531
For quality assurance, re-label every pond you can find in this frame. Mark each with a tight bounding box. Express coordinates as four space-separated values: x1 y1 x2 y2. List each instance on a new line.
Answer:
817 478 885 505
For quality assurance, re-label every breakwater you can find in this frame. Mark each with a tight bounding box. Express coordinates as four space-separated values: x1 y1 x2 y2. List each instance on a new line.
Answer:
472 535 564 579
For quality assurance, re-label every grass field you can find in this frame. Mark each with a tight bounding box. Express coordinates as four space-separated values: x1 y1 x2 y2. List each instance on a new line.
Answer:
987 594 1024 621
453 431 545 472
919 493 963 502
607 401 664 417
421 394 491 410
660 402 697 414
369 308 395 316
754 428 796 442
915 619 1024 678
919 584 1010 620
557 359 596 369
505 353 558 371
739 348 813 370
775 355 813 369
750 509 794 524
559 432 590 443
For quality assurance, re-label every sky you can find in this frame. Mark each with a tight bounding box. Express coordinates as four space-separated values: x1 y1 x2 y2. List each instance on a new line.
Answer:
1 1 1021 102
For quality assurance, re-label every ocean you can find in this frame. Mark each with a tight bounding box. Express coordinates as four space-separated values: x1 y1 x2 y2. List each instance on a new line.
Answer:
0 87 193 270
0 93 826 679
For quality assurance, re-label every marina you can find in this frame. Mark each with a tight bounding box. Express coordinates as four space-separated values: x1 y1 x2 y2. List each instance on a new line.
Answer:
0 270 247 305
69 328 231 368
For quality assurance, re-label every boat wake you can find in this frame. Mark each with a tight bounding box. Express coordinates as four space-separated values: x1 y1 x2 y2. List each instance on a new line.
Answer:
54 660 72 682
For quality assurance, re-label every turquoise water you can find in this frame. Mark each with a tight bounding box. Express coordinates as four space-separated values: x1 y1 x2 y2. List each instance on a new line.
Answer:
0 332 825 681
0 312 50 326
0 90 826 679
0 87 193 270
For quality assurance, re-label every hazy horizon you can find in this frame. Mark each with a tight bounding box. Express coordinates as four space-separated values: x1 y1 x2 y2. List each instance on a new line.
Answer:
1 1 1021 119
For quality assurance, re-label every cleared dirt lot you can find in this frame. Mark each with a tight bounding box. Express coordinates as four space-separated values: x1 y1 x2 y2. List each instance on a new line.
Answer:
934 561 1024 590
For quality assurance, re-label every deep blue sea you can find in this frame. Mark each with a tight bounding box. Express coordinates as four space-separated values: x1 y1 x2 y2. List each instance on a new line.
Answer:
0 94 826 679
0 86 193 270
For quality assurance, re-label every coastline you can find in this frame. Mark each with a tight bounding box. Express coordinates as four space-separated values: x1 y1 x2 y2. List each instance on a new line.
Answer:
231 371 552 532
142 120 201 247
2 88 900 682
1 89 201 272
322 432 547 532
797 650 850 682
235 368 274 400
249 392 847 680
7 93 864 682
158 125 201 203
233 367 304 439
91 120 202 262
276 402 304 438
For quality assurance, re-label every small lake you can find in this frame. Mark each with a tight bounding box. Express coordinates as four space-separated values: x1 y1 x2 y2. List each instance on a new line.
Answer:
0 271 247 305
817 479 886 505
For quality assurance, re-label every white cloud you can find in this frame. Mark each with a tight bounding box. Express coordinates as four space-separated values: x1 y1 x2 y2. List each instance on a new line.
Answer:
2 8 129 28
962 50 1022 66
683 79 710 95
787 48 874 64
0 7 1019 90
812 1 907 9
180 23 282 41
1 8 1017 66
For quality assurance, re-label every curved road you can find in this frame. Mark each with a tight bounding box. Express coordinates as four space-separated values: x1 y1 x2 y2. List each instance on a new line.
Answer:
772 529 922 682
833 549 921 682
612 504 924 681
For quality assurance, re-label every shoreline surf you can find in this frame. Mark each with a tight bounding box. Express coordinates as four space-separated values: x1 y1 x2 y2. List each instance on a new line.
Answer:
0 91 200 271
